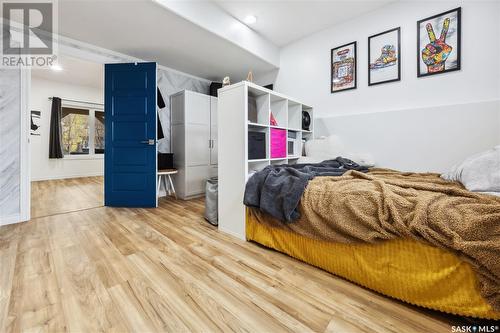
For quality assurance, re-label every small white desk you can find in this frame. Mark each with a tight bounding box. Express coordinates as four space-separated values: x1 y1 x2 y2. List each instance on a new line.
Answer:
157 169 178 199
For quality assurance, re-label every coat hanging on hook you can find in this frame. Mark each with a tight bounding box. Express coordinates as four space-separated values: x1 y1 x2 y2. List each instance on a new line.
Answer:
157 88 166 140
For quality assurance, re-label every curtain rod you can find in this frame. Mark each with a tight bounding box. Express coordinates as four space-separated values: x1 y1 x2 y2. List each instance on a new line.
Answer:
48 97 104 106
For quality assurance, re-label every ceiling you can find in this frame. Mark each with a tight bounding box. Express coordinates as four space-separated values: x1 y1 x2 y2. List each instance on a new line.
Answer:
31 54 103 89
58 0 277 81
53 0 395 81
214 0 395 46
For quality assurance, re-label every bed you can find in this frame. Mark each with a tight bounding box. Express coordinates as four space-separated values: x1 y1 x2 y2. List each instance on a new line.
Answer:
244 168 500 320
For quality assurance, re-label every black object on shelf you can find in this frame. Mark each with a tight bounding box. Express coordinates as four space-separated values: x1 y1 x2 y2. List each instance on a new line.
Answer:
302 111 311 131
210 82 223 97
248 131 266 160
288 141 294 156
158 153 174 169
264 84 274 91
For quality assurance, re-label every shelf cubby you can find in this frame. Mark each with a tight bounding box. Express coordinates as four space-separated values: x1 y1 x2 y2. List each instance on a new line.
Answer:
302 104 313 132
270 95 287 128
288 100 302 130
248 160 270 179
287 130 302 158
248 87 270 125
248 126 269 160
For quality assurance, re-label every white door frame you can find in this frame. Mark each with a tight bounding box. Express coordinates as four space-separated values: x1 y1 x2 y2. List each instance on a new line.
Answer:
19 68 31 223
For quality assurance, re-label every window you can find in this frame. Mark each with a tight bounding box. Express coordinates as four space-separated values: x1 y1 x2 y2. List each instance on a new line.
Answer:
94 111 105 154
62 107 90 155
61 106 105 157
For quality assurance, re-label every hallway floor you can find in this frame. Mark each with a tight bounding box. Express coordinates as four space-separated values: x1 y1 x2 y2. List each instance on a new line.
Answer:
31 176 103 219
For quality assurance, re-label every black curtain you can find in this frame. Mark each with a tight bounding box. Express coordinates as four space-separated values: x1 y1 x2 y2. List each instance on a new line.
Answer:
49 97 64 158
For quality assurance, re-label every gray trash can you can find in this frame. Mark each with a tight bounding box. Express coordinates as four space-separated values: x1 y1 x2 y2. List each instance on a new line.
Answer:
205 177 218 226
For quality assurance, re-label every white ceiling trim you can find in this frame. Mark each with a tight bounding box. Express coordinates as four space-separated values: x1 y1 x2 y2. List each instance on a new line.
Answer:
152 0 280 67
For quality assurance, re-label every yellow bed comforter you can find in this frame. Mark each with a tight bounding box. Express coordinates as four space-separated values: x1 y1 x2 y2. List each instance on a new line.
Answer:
246 211 500 319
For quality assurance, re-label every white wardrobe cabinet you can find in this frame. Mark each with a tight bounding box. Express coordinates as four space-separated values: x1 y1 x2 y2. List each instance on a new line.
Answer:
210 97 218 165
171 90 217 200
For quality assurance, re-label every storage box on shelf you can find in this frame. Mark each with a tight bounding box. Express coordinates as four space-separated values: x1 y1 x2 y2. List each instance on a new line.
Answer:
248 129 268 160
270 128 286 159
218 81 314 240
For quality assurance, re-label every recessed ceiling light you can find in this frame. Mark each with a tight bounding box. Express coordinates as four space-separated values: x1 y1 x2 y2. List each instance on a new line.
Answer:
244 15 257 25
51 64 63 71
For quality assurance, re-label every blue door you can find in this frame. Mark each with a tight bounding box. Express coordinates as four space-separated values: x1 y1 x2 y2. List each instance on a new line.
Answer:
104 62 157 207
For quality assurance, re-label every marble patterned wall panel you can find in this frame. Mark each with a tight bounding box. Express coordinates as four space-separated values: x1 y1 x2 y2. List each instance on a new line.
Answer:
157 68 210 153
0 68 21 220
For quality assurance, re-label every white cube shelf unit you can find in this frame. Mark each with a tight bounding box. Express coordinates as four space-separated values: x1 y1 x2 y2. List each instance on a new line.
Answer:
217 81 314 240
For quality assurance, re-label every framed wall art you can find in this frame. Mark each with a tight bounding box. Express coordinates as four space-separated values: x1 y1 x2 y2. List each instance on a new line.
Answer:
331 41 357 93
31 110 41 136
368 27 401 85
417 7 461 77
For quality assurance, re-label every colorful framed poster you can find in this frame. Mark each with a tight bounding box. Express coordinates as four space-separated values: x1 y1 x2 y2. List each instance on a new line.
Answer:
417 7 461 77
368 27 401 86
331 41 356 93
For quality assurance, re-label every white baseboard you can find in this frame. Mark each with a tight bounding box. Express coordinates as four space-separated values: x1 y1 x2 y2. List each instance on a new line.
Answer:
0 214 27 227
218 226 246 241
32 172 104 181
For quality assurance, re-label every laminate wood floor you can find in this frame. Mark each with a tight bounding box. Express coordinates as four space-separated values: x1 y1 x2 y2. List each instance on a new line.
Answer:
31 177 103 219
1 177 473 332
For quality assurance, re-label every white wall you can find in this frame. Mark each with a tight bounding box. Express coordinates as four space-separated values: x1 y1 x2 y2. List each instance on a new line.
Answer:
315 101 500 173
275 1 499 116
30 77 104 181
274 0 500 172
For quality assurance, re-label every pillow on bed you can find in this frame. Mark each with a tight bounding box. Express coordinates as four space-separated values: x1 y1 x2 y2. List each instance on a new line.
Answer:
304 135 345 160
441 146 500 193
299 135 375 167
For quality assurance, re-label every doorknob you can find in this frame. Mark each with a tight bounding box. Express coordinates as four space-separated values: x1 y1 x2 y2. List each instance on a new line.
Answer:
141 139 155 145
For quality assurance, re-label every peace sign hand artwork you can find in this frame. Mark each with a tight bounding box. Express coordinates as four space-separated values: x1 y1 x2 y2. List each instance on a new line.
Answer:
421 18 453 73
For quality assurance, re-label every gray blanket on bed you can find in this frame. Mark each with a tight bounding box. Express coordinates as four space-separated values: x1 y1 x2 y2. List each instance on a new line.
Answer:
243 157 368 222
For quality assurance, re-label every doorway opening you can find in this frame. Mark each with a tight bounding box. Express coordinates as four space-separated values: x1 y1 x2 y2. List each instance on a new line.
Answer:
30 54 105 218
